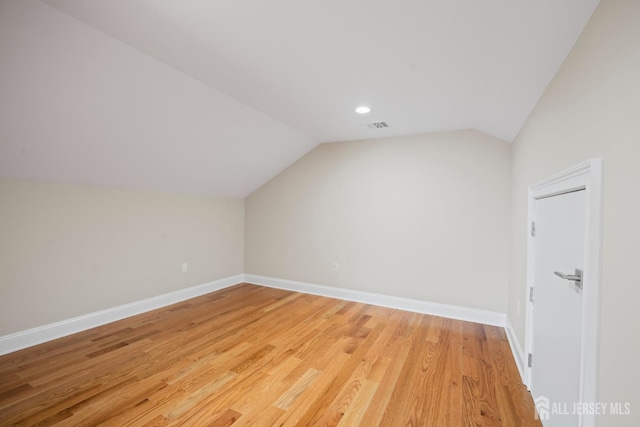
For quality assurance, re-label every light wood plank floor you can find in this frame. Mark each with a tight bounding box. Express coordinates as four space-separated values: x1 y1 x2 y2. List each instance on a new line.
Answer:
0 284 542 426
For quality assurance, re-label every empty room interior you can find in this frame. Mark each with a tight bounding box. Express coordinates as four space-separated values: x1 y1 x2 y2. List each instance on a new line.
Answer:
0 0 638 426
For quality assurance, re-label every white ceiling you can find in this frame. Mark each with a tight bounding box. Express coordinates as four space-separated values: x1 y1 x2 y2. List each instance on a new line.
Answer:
1 1 599 197
41 0 599 143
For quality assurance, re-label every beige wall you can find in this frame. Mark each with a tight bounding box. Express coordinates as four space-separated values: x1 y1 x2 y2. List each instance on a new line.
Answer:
0 178 244 335
246 130 511 313
508 0 640 422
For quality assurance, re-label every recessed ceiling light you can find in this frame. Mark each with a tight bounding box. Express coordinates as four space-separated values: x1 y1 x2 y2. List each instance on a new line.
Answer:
355 106 371 114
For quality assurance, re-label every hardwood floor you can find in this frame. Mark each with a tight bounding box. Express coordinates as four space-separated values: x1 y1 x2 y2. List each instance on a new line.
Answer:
0 284 542 426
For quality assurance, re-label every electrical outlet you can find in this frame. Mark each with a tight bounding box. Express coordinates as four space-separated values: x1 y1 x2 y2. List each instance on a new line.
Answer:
181 262 188 273
332 262 340 272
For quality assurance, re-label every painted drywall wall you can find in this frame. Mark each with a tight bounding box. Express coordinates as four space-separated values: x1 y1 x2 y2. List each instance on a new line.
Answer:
246 130 511 313
0 178 244 335
508 0 640 422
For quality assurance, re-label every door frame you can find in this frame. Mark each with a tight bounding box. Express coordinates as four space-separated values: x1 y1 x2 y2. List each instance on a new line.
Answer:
524 159 603 427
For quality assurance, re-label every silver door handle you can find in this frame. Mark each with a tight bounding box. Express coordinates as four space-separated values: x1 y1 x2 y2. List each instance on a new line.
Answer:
554 269 583 289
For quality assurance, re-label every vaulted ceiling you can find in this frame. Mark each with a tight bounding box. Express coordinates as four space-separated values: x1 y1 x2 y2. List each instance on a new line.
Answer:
0 0 599 197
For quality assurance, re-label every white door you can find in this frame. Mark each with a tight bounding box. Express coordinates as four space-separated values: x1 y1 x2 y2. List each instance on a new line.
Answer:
530 189 586 426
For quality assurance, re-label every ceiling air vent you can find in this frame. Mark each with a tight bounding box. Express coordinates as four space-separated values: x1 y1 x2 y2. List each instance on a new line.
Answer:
367 121 390 129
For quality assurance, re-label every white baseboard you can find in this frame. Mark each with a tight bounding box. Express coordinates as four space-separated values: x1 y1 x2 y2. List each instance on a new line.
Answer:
244 274 506 327
0 274 243 356
1 273 523 371
505 315 525 381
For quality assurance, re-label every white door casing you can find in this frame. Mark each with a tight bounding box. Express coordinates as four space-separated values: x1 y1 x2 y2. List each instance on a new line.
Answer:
524 160 603 427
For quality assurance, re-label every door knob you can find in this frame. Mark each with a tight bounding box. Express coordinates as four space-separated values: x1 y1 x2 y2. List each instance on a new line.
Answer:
554 269 583 289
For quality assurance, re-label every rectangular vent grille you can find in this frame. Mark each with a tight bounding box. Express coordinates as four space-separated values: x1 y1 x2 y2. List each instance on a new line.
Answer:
367 121 390 129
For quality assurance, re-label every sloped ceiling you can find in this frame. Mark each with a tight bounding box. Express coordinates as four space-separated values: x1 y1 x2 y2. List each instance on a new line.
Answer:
0 0 599 197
